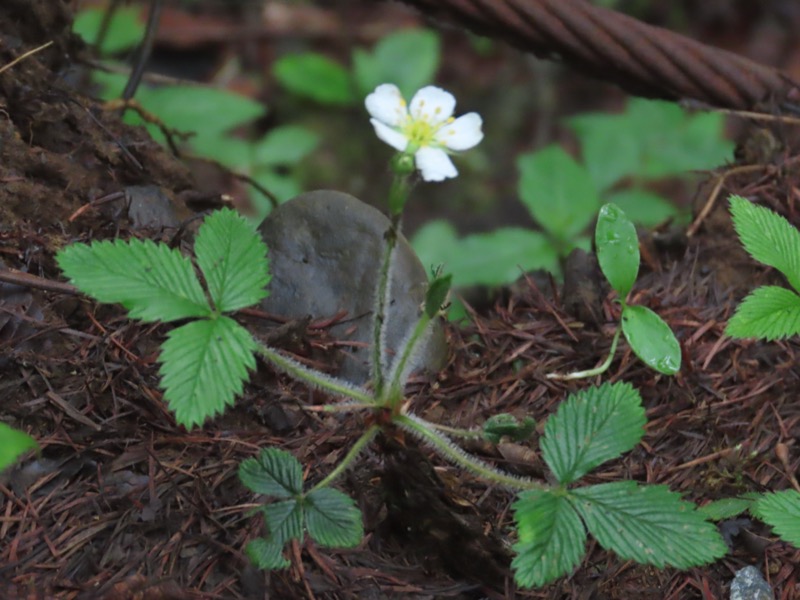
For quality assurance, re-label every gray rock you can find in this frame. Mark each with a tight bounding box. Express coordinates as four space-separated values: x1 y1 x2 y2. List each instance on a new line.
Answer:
126 185 179 230
259 190 446 384
730 566 774 600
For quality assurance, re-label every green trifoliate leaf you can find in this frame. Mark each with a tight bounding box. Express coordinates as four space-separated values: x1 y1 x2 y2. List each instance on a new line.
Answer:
729 195 800 292
57 239 210 322
725 286 800 340
483 413 536 444
304 488 363 548
512 489 587 588
159 316 257 427
412 222 560 287
0 423 38 471
596 203 640 298
698 497 753 521
570 482 727 568
752 489 800 547
424 274 452 318
194 208 271 313
621 304 681 375
262 500 304 544
239 448 303 498
246 537 290 570
541 382 645 485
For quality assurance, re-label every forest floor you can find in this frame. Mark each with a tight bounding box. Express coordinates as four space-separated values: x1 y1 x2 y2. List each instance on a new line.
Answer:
1 1 799 599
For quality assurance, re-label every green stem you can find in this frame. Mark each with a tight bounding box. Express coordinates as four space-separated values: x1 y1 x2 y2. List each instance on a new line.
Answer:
546 325 623 381
309 425 380 493
394 413 545 491
373 172 410 396
257 344 374 405
385 311 431 409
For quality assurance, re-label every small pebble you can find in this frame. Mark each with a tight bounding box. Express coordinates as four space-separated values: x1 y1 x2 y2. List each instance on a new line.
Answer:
730 566 774 600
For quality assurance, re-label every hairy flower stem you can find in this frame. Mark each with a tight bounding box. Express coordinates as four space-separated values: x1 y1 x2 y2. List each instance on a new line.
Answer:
308 425 380 493
428 422 483 439
257 344 374 405
385 311 432 409
547 325 623 381
372 162 413 396
395 413 546 491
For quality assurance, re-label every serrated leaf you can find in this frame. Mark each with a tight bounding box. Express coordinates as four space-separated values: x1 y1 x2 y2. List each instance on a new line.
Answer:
0 423 38 471
57 239 210 322
239 448 303 498
541 382 645 485
571 481 727 568
305 488 363 548
273 53 354 105
262 500 304 544
698 497 753 521
246 537 290 570
621 304 681 374
352 29 440 98
596 203 640 298
255 125 320 167
518 146 600 241
512 489 587 588
729 195 800 292
752 489 800 547
483 413 536 444
725 286 800 341
568 99 732 191
194 208 270 313
159 316 256 427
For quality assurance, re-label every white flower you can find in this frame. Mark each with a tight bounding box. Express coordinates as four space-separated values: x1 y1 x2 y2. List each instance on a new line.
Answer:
365 84 483 182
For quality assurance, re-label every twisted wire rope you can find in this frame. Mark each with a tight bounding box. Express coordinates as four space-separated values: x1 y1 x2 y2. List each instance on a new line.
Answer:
396 0 798 110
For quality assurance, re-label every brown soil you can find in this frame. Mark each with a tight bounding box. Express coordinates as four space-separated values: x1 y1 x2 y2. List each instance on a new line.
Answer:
1 1 799 599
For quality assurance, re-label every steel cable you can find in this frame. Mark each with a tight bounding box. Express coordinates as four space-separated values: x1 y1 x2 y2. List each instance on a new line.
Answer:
395 0 798 110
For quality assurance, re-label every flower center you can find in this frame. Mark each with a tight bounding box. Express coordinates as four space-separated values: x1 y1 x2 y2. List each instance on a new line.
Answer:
402 118 438 150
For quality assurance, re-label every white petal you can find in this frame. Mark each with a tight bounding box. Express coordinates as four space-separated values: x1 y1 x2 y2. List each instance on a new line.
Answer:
365 84 407 127
371 119 408 151
415 147 457 182
409 86 455 126
434 113 484 151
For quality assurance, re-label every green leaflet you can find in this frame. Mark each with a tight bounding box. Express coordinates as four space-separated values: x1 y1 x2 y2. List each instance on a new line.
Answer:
571 482 727 569
246 537 290 570
194 208 271 313
0 422 38 471
57 238 210 323
305 488 364 548
752 489 800 547
729 195 800 292
239 448 304 498
159 316 257 427
725 286 800 341
512 489 586 588
541 382 645 485
517 145 600 242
